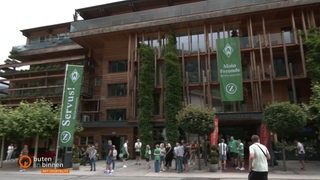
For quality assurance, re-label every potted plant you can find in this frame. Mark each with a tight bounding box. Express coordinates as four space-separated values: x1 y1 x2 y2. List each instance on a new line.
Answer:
72 145 80 170
209 145 219 172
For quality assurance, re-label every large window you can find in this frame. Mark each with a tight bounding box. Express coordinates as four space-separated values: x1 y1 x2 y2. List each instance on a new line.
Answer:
108 83 127 97
109 60 128 73
80 136 94 146
107 109 126 121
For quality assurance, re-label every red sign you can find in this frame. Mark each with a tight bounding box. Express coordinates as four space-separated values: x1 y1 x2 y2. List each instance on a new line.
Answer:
210 118 219 145
259 122 270 148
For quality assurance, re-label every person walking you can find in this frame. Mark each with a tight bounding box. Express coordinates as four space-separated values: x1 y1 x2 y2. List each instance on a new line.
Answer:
248 135 271 180
218 139 228 170
228 136 238 167
89 145 97 171
165 143 174 170
134 138 142 165
122 139 130 168
175 142 184 173
294 139 306 170
112 145 118 172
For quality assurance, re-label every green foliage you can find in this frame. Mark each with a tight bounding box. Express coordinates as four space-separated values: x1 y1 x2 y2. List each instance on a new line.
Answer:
72 144 80 163
0 105 11 137
176 105 215 136
164 29 183 144
304 27 320 81
209 145 219 164
7 99 60 139
263 102 307 138
307 82 320 131
137 43 154 146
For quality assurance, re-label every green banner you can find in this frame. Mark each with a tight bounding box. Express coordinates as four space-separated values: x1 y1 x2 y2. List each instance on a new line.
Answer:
59 64 84 147
217 37 243 101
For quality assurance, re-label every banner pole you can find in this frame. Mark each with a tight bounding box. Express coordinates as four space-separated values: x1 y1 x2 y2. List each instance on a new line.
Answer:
54 64 69 169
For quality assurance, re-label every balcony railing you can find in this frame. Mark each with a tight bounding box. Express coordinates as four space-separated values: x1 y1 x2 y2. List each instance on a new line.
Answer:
12 38 74 52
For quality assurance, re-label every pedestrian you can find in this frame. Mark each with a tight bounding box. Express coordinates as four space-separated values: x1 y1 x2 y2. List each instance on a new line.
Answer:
228 136 238 167
236 139 245 171
154 144 161 173
112 145 118 172
145 144 151 169
175 142 184 173
218 139 228 170
134 138 142 165
122 139 129 168
89 145 97 171
160 143 166 171
294 139 306 170
248 135 270 180
19 145 29 172
6 144 14 161
165 143 174 170
189 141 197 165
104 140 113 174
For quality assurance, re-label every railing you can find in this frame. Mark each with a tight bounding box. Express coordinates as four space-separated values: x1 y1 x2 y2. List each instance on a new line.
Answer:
12 38 74 52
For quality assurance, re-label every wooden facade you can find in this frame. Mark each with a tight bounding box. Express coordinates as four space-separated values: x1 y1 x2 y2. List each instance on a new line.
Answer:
0 0 319 156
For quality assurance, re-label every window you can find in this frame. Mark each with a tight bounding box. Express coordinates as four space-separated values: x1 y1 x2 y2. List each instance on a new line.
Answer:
109 60 128 73
108 83 127 97
153 93 160 115
80 136 94 146
274 58 287 77
107 109 126 121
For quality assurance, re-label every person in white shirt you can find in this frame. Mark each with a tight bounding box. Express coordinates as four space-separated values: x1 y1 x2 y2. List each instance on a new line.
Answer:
248 135 271 180
295 140 306 170
134 139 142 165
6 144 14 161
218 139 228 170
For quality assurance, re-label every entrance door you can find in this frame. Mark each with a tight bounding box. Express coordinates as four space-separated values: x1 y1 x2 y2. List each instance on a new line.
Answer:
101 135 127 160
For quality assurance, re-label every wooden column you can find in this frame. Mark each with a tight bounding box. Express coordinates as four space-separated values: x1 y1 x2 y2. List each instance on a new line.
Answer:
281 31 290 78
298 31 307 78
259 35 265 79
291 11 298 44
289 63 297 104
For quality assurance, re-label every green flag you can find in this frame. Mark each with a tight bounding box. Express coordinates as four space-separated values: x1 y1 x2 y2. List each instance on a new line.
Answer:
58 64 84 147
217 37 243 101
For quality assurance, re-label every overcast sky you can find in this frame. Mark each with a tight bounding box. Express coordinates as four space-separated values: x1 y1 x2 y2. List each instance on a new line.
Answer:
0 0 122 64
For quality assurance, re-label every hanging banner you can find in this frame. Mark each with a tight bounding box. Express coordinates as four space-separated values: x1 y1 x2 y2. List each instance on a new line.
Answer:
210 118 219 146
260 122 270 148
58 64 84 148
217 37 243 101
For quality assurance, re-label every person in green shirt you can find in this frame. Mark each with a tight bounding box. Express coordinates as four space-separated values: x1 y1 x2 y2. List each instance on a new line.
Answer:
228 136 238 167
236 139 245 171
154 144 161 173
144 144 151 169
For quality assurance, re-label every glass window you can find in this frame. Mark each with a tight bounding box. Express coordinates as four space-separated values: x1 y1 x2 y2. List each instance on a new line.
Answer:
109 60 128 73
107 109 126 121
273 58 287 77
108 83 127 97
176 34 189 54
185 60 199 83
153 93 160 115
80 136 94 146
210 58 218 82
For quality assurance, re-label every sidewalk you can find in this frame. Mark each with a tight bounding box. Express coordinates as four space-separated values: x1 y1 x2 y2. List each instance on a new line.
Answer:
1 158 320 179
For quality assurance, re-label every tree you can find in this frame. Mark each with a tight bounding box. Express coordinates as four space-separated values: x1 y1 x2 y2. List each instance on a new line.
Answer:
304 27 320 81
12 99 60 168
0 105 11 168
263 102 307 170
308 82 320 132
164 29 183 144
137 43 155 147
176 105 215 169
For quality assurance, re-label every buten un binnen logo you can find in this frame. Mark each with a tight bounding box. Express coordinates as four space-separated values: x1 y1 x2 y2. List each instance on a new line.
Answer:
60 131 72 143
223 43 233 58
225 83 237 94
19 155 32 169
70 69 80 83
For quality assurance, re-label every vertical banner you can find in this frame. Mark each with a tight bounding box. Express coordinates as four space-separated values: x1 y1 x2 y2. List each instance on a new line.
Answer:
217 37 243 101
260 122 270 148
58 64 84 148
210 118 219 146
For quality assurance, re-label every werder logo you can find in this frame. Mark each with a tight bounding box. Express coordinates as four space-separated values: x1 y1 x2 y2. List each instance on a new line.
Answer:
226 83 237 95
70 69 80 83
223 43 233 58
60 131 72 143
